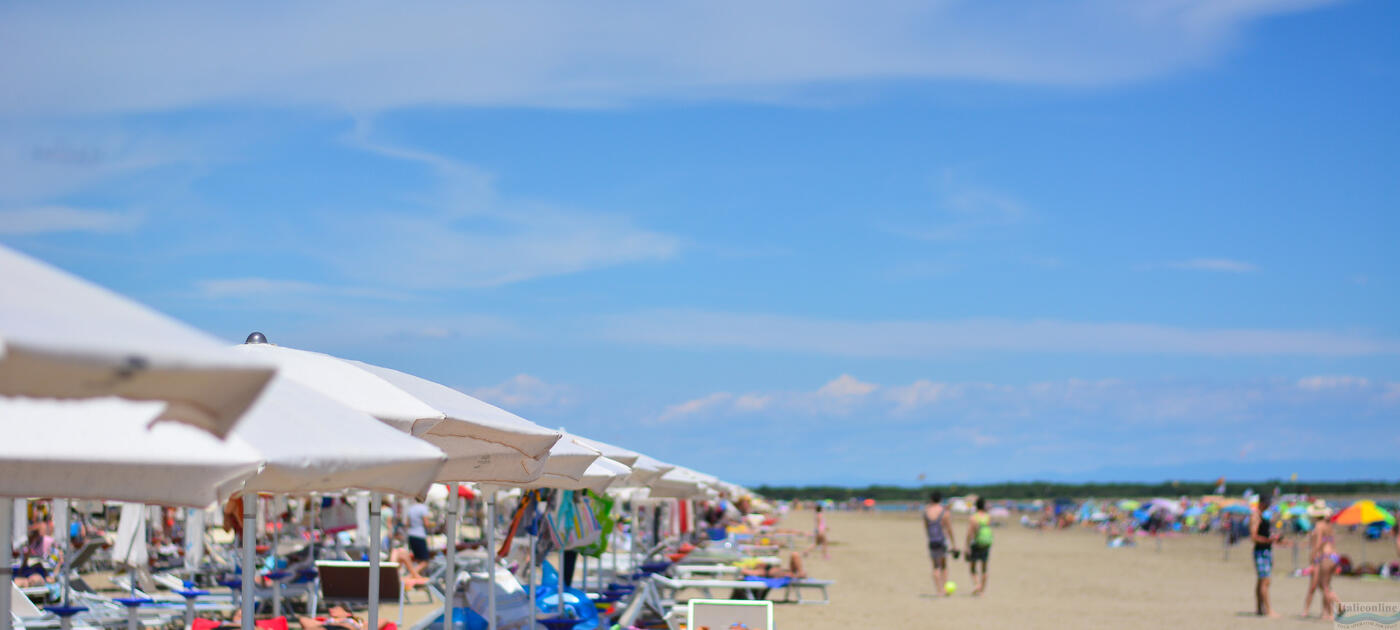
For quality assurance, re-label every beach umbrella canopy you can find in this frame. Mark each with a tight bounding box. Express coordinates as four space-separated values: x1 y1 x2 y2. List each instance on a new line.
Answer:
625 454 676 487
0 246 275 437
231 378 446 496
350 361 562 483
568 435 640 468
1331 500 1396 526
647 466 714 499
232 342 443 433
234 341 565 484
1117 499 1140 511
1147 498 1183 516
1222 504 1252 515
540 432 603 481
521 456 632 493
0 396 262 506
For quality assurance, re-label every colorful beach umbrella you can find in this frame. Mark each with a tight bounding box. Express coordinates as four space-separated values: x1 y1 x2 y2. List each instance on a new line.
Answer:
1330 500 1396 526
1117 499 1140 511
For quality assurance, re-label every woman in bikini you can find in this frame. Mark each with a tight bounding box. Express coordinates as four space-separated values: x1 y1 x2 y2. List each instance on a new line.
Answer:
1302 514 1340 619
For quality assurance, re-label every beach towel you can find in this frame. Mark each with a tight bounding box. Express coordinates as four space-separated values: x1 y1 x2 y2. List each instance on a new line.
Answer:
743 576 792 589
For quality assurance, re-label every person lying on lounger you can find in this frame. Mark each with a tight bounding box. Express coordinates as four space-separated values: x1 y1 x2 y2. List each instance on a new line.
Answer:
738 552 807 579
298 605 393 630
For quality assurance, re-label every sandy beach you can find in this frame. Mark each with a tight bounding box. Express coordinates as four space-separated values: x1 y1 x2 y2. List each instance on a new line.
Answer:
772 508 1399 630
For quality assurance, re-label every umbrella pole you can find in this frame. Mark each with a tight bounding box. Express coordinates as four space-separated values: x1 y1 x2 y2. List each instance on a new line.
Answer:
557 542 565 617
1 498 13 630
368 493 381 630
443 483 457 629
272 496 283 619
527 509 536 630
241 496 255 630
485 489 496 630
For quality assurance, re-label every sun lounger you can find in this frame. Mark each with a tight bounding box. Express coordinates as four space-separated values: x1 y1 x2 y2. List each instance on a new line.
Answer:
649 574 770 600
778 578 833 605
315 560 407 626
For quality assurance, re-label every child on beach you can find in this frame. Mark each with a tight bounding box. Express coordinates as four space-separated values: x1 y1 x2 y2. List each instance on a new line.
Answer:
803 505 829 559
1249 495 1288 618
965 497 993 596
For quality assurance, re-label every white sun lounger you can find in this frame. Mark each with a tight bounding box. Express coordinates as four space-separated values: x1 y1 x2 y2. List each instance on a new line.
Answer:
779 578 833 605
649 574 770 600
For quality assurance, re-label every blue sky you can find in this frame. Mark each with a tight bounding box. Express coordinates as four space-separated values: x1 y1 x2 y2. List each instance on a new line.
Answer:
2 0 1397 485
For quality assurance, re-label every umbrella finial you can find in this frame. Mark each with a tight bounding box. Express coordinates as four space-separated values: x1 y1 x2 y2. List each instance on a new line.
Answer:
244 332 268 344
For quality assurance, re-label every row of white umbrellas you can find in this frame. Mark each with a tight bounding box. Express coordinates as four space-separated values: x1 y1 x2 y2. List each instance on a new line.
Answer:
0 244 739 630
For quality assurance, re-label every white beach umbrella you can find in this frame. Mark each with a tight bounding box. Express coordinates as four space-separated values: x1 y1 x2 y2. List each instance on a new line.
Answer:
567 436 640 468
221 378 447 628
0 396 262 505
541 433 603 481
647 467 714 500
350 361 561 483
0 395 265 630
522 456 632 494
620 454 675 488
231 342 444 434
0 246 275 438
232 378 446 496
232 338 563 630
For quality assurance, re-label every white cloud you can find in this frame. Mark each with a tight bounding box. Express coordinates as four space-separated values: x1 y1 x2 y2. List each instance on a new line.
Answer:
603 310 1400 357
0 206 141 235
1160 258 1260 273
895 172 1029 241
886 380 957 412
1296 375 1371 391
470 374 573 410
195 277 415 301
817 374 878 398
0 1 1343 116
309 123 679 289
655 392 734 423
653 373 1399 431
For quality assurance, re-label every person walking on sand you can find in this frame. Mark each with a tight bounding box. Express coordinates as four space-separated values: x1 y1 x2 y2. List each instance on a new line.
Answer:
1303 512 1340 619
924 491 956 596
803 505 829 559
1250 495 1285 618
964 496 993 596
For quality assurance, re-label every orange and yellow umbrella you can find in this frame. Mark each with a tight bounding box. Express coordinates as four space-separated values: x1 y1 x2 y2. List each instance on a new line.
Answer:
1330 500 1396 526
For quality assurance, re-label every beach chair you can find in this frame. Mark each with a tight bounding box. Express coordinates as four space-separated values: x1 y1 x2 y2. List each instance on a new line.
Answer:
778 578 833 605
315 560 406 626
649 574 770 601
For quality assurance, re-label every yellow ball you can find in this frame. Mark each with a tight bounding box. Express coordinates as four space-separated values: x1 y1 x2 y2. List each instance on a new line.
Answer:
945 581 957 595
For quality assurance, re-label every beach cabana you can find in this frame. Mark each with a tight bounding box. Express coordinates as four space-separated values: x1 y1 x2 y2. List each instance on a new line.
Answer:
0 245 275 438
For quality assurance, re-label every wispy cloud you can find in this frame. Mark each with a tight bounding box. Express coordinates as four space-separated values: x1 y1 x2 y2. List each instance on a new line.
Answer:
0 1 1343 116
651 374 1400 450
0 206 142 235
470 374 574 410
195 278 417 301
308 121 679 289
602 310 1400 357
655 392 734 423
889 172 1029 241
1157 258 1260 273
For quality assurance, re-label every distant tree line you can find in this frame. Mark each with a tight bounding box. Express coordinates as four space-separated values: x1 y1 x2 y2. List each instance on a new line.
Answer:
753 480 1400 502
